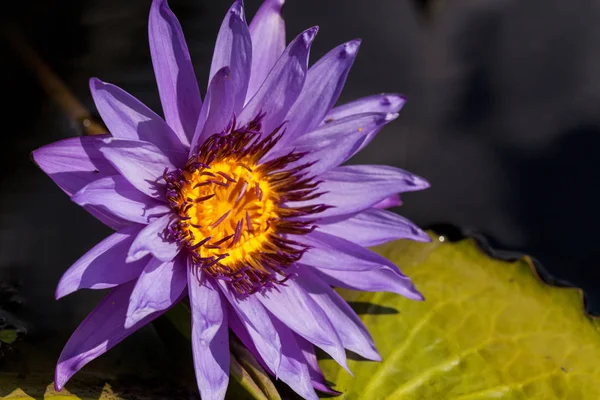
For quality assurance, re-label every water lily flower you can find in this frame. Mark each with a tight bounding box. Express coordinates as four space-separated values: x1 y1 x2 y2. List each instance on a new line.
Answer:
32 0 430 399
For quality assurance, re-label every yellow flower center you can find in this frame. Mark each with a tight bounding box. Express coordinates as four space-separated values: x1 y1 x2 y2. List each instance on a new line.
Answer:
179 158 277 267
164 122 328 295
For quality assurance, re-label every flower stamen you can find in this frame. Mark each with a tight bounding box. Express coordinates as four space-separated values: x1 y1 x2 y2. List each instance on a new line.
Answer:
164 118 328 295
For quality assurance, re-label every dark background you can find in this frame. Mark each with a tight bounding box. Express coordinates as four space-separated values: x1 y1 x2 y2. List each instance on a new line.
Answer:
1 0 600 384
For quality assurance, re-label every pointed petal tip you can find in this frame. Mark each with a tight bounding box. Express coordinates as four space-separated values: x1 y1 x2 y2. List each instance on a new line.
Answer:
385 112 399 122
342 39 361 57
89 77 111 96
330 346 351 375
402 172 430 190
390 274 425 301
355 344 382 362
54 365 68 392
54 283 70 301
413 175 431 190
414 228 433 242
256 0 285 14
126 252 147 263
124 308 153 329
152 0 172 16
301 26 319 46
343 361 354 377
30 148 44 169
89 76 102 87
316 385 342 396
379 93 407 109
407 286 425 301
229 0 247 22
217 65 232 79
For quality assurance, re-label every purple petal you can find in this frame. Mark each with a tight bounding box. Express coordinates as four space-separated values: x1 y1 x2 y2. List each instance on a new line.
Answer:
238 27 317 137
32 135 117 196
308 264 424 300
281 40 361 146
322 93 407 152
209 0 252 113
188 271 230 400
295 230 400 272
31 136 129 229
89 78 186 164
323 93 406 124
255 275 349 371
317 208 430 247
228 310 318 400
55 281 171 390
191 67 235 153
296 335 341 395
127 213 181 262
227 308 267 366
125 255 187 328
55 225 146 299
227 309 281 378
149 0 201 144
268 318 320 400
219 283 282 374
373 194 402 209
72 175 171 225
293 165 429 219
247 0 286 102
281 112 397 175
296 268 380 360
98 138 176 200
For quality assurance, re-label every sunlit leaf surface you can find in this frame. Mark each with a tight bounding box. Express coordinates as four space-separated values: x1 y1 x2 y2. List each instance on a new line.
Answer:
319 234 600 399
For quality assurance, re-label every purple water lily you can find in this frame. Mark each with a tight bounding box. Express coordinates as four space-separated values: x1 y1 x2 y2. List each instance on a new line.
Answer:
32 0 430 399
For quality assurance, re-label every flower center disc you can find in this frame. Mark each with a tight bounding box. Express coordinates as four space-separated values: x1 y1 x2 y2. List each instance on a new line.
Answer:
182 158 276 265
165 121 329 295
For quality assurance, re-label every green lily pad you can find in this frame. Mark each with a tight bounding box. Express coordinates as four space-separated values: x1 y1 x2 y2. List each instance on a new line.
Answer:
0 330 19 345
319 233 600 399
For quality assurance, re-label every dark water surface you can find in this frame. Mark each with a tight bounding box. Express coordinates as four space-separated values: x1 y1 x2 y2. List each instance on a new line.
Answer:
2 0 600 377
